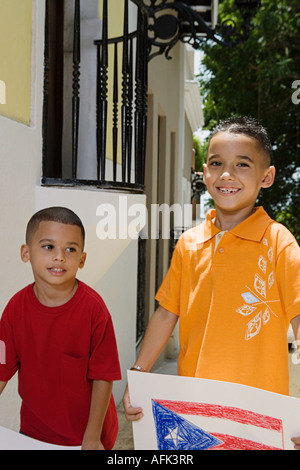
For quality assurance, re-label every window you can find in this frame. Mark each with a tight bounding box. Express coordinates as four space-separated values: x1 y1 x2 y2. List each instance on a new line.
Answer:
42 0 148 192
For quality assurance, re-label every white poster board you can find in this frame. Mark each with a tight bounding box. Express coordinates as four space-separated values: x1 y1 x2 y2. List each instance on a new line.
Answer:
0 426 80 450
128 371 300 450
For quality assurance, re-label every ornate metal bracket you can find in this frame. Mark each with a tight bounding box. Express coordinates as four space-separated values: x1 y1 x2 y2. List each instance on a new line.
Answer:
131 0 261 60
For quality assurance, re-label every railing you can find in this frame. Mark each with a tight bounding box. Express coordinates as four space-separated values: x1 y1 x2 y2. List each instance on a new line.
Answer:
94 0 148 188
42 0 148 192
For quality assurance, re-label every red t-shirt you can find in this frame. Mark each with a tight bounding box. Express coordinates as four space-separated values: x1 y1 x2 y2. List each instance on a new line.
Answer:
0 281 122 448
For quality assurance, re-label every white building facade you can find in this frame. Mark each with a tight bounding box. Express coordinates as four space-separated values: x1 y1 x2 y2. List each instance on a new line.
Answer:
0 0 210 432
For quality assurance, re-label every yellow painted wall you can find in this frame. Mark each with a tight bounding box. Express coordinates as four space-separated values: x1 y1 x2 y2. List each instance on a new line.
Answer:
99 0 125 37
0 0 33 125
99 0 125 164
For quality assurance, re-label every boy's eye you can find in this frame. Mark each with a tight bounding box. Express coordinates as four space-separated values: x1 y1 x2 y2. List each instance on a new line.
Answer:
66 247 76 253
210 161 221 166
237 162 249 167
41 245 76 252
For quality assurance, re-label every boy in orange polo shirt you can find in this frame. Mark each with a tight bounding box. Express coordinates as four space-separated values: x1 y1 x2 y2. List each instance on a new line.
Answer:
123 116 300 447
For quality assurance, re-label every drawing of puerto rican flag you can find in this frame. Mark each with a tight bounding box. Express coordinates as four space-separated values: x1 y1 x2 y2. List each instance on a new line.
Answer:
152 399 284 450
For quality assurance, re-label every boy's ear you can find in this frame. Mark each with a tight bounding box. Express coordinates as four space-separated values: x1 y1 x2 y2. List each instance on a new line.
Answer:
79 252 87 269
20 244 30 263
261 166 276 188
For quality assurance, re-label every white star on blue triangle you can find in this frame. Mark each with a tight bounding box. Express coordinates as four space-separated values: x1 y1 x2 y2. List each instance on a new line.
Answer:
152 400 223 450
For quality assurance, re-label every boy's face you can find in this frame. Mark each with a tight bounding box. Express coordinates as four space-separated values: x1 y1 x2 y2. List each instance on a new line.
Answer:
21 221 86 290
203 131 275 216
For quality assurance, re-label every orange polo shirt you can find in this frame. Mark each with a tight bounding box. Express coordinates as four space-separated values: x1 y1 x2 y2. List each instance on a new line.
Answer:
156 207 300 395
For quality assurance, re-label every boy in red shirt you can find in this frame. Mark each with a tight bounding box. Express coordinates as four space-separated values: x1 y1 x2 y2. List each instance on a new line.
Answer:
0 207 121 449
123 116 300 448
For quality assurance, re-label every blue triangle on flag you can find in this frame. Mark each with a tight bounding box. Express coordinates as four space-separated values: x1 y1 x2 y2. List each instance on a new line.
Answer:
152 400 223 450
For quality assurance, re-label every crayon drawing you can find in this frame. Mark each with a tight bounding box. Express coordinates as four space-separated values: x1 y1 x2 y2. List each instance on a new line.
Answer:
152 399 283 450
152 400 222 450
128 371 300 450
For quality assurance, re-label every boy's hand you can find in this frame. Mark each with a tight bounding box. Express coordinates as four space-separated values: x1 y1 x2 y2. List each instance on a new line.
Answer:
122 306 177 422
122 385 144 421
291 437 300 450
81 438 104 450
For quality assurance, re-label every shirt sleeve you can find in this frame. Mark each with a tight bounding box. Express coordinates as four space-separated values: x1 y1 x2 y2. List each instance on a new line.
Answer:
87 299 122 382
276 241 300 323
155 236 183 316
0 306 19 381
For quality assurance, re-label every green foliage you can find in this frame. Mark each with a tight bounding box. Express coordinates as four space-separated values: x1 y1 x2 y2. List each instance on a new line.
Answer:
193 135 207 172
197 0 300 240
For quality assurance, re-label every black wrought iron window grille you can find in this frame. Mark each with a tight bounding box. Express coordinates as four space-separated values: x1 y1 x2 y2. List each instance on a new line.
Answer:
42 0 148 192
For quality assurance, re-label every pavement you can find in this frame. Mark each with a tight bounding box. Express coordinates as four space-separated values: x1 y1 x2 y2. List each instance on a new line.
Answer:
113 349 300 450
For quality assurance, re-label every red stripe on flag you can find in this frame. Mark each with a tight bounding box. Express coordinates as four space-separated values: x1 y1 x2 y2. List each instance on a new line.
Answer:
155 400 283 432
209 433 282 450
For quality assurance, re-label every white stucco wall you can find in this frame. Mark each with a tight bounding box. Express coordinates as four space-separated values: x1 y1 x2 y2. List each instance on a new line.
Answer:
0 0 45 431
0 0 144 432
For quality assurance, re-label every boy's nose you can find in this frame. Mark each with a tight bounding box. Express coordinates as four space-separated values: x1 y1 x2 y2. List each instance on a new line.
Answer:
53 249 65 262
220 169 235 180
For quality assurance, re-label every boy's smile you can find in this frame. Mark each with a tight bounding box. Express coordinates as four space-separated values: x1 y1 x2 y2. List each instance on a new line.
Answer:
203 132 275 229
21 221 86 305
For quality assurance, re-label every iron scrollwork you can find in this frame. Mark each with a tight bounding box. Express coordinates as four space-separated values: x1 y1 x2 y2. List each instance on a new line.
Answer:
131 0 261 60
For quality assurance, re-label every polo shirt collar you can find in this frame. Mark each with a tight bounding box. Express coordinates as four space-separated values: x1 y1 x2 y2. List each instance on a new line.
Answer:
199 207 273 243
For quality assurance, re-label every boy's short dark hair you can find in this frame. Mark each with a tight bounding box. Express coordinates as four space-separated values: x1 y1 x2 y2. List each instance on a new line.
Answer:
210 116 272 166
26 207 85 246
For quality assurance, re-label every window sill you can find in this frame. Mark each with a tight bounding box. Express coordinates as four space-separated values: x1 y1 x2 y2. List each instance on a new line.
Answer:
41 177 145 194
